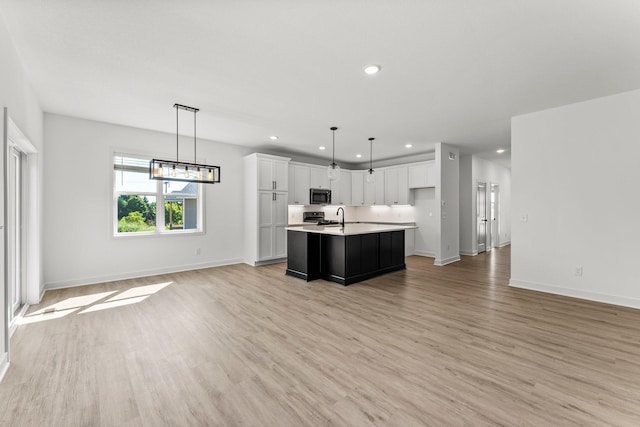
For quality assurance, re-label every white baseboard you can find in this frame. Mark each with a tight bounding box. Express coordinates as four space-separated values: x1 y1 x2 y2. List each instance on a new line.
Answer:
509 279 640 310
0 353 9 384
413 250 435 258
9 304 29 338
459 250 478 256
434 255 461 266
44 258 243 291
245 257 287 267
498 241 511 248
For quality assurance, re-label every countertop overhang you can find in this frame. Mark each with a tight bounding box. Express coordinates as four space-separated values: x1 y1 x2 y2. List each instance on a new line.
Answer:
285 223 417 236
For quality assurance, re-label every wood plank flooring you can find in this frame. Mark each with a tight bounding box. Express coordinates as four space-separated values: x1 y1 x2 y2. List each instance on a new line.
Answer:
2 247 640 426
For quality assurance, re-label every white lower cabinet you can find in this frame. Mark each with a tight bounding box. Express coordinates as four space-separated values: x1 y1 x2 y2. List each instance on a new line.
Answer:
258 191 288 260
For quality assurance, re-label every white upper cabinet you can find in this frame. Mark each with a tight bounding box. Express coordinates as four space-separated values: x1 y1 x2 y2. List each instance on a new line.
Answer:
330 170 352 205
351 171 365 206
364 170 385 206
288 164 311 205
309 166 330 189
385 166 411 205
408 161 436 188
258 155 289 191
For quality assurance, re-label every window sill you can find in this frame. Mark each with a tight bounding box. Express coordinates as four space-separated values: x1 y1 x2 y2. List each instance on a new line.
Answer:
112 229 205 239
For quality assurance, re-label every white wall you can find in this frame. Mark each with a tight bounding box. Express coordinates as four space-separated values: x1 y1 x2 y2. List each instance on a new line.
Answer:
413 188 437 257
459 155 511 255
435 143 460 265
0 11 44 378
511 89 640 309
43 114 251 289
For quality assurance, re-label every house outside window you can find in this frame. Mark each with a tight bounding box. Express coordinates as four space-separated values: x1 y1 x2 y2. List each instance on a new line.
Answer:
113 153 203 235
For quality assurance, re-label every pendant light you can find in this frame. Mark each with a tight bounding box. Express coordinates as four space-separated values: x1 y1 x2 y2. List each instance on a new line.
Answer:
149 103 221 184
327 126 340 181
366 137 375 183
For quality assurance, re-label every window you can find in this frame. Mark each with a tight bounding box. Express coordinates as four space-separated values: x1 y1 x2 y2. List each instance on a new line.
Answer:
113 154 203 235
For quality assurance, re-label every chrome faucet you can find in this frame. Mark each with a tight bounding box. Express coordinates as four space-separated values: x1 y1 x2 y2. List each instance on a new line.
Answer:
337 207 345 228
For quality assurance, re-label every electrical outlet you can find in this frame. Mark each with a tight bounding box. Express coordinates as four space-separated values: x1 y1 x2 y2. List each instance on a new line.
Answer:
195 248 201 255
575 266 583 277
520 214 528 223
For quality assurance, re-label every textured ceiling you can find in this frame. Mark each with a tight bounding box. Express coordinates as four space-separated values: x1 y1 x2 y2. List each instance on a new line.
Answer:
1 0 639 167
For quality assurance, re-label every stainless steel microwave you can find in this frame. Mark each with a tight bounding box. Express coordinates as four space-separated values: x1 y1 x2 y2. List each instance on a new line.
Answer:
310 188 331 205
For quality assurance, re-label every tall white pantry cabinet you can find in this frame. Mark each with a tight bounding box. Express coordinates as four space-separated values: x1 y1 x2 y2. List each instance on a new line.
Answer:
244 153 290 265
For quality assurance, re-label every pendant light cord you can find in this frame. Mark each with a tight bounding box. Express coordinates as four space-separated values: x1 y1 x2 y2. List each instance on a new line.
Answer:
369 137 375 173
194 109 197 163
332 129 335 165
330 126 338 167
176 105 179 162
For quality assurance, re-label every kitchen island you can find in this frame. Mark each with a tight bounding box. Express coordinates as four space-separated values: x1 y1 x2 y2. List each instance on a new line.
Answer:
285 223 416 285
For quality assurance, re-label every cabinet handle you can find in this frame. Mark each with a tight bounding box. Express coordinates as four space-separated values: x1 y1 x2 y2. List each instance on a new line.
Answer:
273 192 276 201
272 180 276 190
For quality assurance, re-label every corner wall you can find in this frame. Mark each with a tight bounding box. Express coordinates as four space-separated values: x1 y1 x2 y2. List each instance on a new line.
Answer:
43 114 251 289
511 89 640 308
435 143 460 265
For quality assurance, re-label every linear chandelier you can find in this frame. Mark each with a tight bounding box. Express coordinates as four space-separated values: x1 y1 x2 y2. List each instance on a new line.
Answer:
149 103 221 184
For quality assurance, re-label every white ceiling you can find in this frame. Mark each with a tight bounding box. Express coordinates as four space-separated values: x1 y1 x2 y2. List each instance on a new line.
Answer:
1 1 639 167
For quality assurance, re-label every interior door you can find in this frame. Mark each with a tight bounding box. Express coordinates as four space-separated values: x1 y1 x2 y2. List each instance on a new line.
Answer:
477 182 487 253
490 184 500 248
8 147 23 321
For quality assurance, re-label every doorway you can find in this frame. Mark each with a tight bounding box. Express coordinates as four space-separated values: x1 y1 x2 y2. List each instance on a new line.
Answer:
490 184 500 248
7 147 25 326
477 182 487 253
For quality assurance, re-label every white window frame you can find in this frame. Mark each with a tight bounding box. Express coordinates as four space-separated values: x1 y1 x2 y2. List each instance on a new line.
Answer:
113 152 205 237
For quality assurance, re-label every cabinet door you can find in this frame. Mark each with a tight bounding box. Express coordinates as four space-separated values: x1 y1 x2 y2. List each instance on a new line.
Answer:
258 158 274 191
259 226 273 259
340 171 352 205
397 166 409 205
289 165 310 205
364 171 385 206
408 161 436 188
258 158 289 191
310 166 330 189
375 172 385 205
386 166 409 205
258 192 274 226
273 160 288 191
351 172 365 205
330 171 352 205
385 168 399 204
274 192 288 226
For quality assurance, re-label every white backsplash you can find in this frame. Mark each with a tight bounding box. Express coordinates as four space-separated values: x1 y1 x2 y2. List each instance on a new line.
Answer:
288 205 415 224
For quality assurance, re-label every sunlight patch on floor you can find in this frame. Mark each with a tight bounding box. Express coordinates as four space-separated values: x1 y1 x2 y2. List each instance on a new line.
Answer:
19 282 174 324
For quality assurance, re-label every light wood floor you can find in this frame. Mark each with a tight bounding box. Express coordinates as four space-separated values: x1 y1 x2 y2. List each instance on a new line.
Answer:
2 248 640 426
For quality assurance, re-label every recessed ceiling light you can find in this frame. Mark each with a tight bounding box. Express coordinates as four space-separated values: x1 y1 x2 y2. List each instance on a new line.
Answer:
269 135 278 140
496 149 505 153
405 144 413 148
319 146 326 150
356 154 362 158
363 64 381 75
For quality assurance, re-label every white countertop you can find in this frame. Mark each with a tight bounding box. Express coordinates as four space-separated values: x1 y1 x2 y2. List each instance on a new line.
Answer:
286 223 417 236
